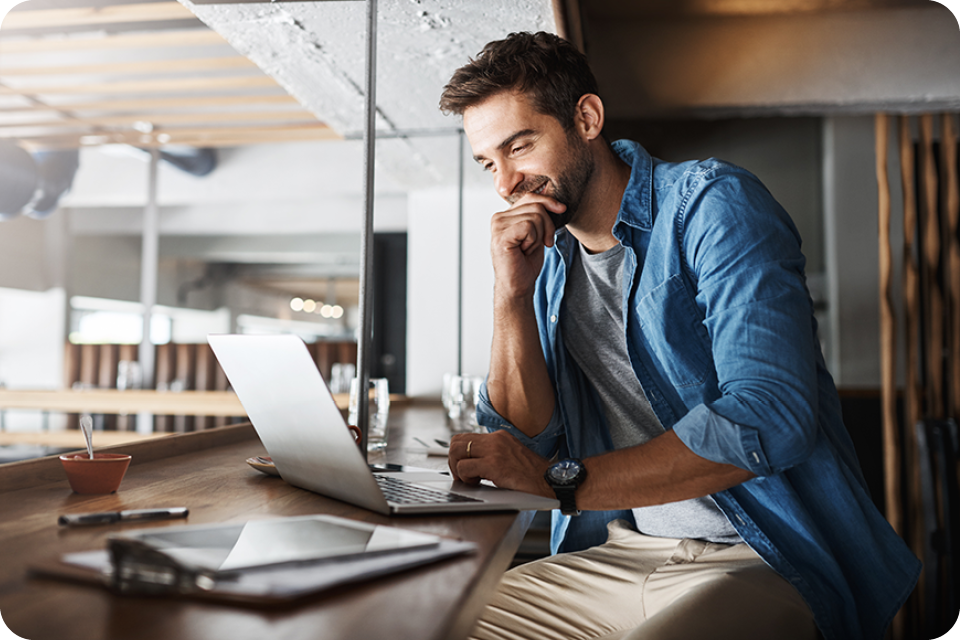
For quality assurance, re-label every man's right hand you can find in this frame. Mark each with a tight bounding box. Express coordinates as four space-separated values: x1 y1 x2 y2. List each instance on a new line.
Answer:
485 191 563 437
490 193 566 301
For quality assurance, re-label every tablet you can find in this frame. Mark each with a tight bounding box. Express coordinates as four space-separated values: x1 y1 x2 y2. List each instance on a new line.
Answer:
109 514 441 574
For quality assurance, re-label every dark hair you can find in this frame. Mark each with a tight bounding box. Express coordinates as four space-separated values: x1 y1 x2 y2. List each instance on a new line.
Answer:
439 31 600 131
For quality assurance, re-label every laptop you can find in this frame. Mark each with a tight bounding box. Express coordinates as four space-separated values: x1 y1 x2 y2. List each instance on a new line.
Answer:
207 334 559 515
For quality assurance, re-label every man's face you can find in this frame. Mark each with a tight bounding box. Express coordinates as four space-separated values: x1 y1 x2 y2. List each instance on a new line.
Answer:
463 91 594 229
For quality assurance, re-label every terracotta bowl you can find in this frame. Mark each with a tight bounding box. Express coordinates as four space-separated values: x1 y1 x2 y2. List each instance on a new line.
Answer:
59 453 132 494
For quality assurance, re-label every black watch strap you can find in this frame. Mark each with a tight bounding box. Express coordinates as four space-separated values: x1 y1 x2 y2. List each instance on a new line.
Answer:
555 486 580 516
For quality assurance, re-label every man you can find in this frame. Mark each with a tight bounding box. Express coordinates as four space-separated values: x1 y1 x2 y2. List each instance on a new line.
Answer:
439 32 919 640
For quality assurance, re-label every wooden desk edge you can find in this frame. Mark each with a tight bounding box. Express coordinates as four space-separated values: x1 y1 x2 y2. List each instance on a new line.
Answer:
0 422 258 494
441 509 536 640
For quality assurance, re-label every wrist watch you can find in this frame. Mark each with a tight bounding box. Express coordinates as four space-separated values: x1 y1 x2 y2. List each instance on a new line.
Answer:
544 458 587 516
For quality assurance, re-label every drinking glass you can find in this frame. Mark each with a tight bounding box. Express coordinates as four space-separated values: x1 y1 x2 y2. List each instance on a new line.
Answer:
348 377 390 451
116 361 142 391
445 374 484 433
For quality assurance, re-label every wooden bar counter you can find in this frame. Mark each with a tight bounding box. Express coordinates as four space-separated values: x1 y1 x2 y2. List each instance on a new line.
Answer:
0 389 248 417
0 403 533 640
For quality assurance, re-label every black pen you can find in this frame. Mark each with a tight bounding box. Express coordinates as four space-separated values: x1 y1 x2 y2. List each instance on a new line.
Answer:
58 507 189 527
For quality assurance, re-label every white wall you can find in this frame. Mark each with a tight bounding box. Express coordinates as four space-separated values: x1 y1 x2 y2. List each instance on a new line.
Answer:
406 184 500 398
0 216 48 292
0 287 65 390
823 115 906 388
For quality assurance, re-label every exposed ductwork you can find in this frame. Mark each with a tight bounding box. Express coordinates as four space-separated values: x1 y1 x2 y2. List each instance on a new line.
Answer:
0 142 79 221
0 143 217 221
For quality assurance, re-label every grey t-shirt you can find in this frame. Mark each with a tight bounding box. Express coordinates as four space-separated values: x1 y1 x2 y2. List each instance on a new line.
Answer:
561 241 741 544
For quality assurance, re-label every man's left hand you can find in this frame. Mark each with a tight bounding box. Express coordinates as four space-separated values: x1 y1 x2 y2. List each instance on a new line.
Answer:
448 430 553 498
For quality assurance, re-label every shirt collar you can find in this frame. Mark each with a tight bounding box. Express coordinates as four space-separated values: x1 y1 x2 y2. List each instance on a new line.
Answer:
610 139 654 235
554 139 653 255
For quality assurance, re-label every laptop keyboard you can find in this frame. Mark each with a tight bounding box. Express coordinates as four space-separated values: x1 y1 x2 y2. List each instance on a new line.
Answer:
374 474 482 505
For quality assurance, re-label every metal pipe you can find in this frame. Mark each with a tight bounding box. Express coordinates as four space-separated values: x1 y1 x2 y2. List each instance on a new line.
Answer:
355 0 378 461
457 129 464 375
138 147 160 434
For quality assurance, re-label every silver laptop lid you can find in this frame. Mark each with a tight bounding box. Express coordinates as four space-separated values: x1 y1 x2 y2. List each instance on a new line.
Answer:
207 333 390 514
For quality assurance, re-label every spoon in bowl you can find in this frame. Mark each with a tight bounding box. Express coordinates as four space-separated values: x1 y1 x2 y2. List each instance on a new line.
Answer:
79 413 94 459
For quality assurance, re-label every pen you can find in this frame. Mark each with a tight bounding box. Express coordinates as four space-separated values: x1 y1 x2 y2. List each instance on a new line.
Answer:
58 507 189 527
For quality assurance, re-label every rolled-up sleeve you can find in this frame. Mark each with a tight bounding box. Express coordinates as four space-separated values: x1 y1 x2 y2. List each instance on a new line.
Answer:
476 380 564 459
668 165 819 476
672 404 775 476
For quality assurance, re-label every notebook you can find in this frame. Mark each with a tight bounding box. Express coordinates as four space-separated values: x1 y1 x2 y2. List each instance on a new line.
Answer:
207 334 559 515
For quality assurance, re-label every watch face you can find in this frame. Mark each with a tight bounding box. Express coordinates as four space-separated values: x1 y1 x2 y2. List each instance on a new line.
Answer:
549 459 582 482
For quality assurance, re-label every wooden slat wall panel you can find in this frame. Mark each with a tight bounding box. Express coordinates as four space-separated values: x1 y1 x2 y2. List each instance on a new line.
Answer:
116 344 139 432
173 343 196 433
941 114 960 420
78 344 99 388
338 342 358 373
63 343 81 390
314 342 334 382
58 341 358 432
885 111 960 637
919 115 944 417
194 345 216 430
96 344 118 390
876 113 902 536
153 343 175 433
897 115 924 639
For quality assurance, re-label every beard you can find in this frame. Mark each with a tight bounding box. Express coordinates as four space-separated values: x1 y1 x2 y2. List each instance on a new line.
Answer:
507 133 595 230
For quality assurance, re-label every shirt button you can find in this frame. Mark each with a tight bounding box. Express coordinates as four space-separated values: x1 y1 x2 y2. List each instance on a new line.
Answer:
550 315 557 323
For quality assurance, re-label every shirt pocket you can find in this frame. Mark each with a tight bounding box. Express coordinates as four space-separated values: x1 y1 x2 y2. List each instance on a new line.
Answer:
636 274 713 388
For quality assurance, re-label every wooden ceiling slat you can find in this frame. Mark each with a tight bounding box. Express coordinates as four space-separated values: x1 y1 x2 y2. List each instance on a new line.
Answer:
0 94 301 114
1 75 281 96
138 123 333 137
0 56 257 77
2 2 195 30
13 123 340 149
0 30 227 54
0 109 320 128
0 2 335 150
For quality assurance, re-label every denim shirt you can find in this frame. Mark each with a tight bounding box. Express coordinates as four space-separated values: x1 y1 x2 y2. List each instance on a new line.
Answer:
476 140 920 640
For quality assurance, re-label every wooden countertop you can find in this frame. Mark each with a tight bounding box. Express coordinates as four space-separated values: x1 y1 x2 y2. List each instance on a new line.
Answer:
0 404 531 640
